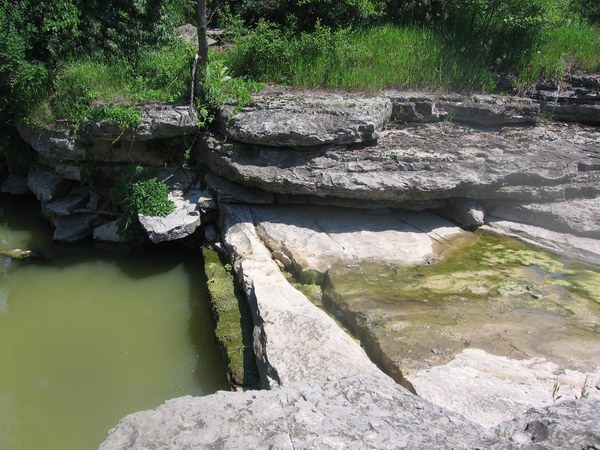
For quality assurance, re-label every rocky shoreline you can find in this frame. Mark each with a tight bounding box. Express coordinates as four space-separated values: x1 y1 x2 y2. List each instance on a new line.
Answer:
2 80 600 448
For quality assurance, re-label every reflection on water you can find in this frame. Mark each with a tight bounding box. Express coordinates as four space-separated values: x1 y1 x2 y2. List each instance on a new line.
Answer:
0 196 229 450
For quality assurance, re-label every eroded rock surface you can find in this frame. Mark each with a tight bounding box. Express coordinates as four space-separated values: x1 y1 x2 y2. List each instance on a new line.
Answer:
204 122 600 205
100 373 490 450
138 190 202 244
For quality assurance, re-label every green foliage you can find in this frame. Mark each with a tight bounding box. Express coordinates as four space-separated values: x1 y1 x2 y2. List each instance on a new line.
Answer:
199 59 264 124
27 42 194 128
227 0 381 30
123 178 174 217
224 23 496 91
571 0 600 25
114 166 174 239
88 106 143 130
518 24 600 86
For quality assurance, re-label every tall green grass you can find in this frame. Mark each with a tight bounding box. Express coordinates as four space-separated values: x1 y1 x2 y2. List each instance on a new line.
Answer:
518 24 600 86
224 24 498 92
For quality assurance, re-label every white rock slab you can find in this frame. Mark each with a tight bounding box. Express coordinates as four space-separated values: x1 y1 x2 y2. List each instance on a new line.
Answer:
411 348 600 429
221 204 382 388
250 205 463 275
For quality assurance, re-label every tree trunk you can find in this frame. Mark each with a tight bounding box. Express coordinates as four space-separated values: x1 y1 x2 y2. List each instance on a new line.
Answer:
194 0 209 103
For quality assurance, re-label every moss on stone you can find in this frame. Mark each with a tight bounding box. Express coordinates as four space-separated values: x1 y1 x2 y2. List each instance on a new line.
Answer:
202 247 249 387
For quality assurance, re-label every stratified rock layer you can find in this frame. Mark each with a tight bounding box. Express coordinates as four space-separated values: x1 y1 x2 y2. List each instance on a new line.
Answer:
204 122 600 205
220 88 393 147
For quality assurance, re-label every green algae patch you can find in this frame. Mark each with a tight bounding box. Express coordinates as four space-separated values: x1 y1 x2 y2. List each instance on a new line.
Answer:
285 272 324 306
323 231 600 380
203 247 258 387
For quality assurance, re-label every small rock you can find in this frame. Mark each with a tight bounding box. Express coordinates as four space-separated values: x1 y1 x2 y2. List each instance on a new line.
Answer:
0 249 37 260
272 251 293 269
93 220 124 243
27 165 72 202
511 431 530 444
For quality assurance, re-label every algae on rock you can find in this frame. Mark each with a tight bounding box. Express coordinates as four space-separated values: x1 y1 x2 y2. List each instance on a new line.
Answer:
202 247 258 387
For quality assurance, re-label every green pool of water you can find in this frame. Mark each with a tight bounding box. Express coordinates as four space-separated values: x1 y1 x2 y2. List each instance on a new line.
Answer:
0 197 229 450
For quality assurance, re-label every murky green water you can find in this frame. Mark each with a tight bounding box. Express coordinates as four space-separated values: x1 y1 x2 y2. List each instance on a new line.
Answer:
0 197 229 450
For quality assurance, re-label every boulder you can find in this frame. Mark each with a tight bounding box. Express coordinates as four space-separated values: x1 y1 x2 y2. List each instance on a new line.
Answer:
27 165 72 203
52 213 100 243
43 187 89 216
93 220 124 244
1 175 30 196
175 24 218 47
440 198 486 228
138 190 201 244
220 87 393 147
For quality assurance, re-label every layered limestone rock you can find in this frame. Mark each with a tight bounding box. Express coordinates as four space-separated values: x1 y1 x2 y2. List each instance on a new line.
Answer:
203 121 600 205
248 204 463 279
220 87 393 147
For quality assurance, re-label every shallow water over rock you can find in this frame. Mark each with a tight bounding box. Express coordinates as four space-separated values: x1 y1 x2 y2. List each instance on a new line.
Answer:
0 197 228 450
324 231 600 425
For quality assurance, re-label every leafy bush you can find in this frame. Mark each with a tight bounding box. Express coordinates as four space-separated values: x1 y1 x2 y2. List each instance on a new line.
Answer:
571 0 600 25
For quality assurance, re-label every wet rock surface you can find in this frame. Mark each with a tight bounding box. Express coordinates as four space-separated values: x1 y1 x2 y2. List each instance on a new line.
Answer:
323 231 600 426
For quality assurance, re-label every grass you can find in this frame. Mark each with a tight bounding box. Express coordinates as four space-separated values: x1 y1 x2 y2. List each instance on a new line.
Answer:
224 22 600 93
224 24 498 92
518 24 600 87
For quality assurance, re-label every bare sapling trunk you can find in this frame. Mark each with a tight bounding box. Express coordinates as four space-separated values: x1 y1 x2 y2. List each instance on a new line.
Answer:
194 0 209 104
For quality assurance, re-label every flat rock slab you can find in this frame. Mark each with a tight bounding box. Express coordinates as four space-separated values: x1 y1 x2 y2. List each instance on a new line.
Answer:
322 232 600 425
248 205 463 276
484 219 600 266
387 92 540 126
221 204 381 388
100 373 490 450
411 349 600 428
138 190 201 244
204 122 600 205
488 197 600 240
220 88 393 147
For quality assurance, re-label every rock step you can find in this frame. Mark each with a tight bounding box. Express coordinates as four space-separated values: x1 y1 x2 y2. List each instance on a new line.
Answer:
220 204 382 388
